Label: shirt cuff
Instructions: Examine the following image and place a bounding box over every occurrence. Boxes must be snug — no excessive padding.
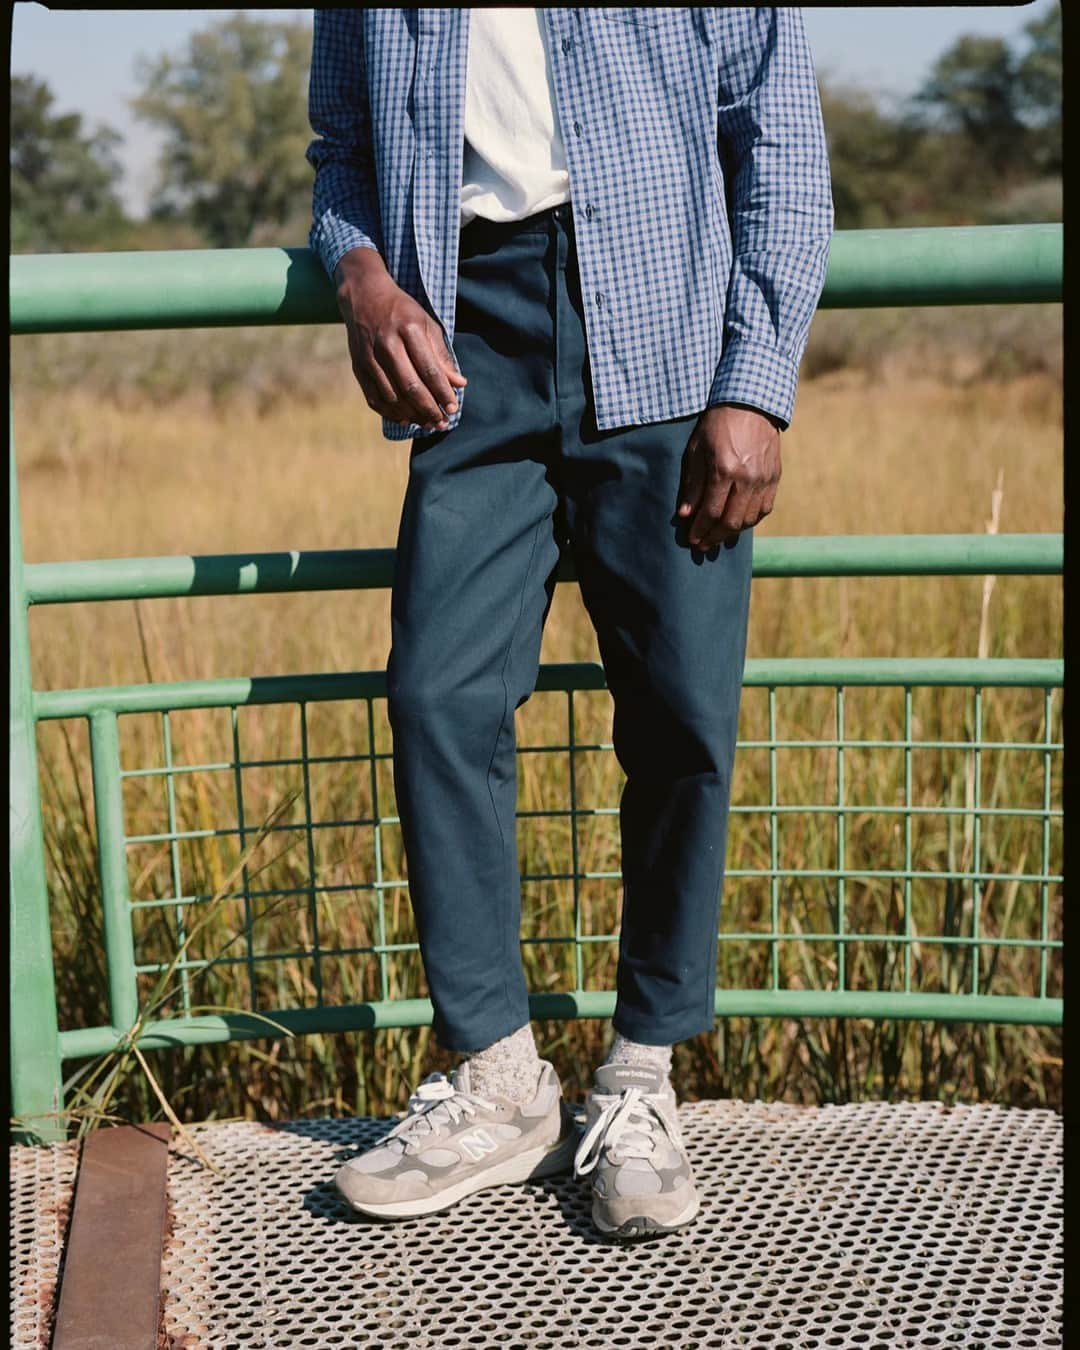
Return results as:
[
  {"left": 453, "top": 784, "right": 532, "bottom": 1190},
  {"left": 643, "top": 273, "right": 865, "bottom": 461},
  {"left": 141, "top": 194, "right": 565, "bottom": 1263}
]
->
[
  {"left": 707, "top": 337, "right": 801, "bottom": 431},
  {"left": 310, "top": 212, "right": 383, "bottom": 281}
]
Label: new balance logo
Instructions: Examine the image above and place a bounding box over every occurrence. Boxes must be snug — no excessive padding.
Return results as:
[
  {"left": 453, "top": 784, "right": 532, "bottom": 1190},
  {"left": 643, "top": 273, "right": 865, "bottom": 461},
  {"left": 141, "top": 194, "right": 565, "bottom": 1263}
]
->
[{"left": 459, "top": 1129, "right": 499, "bottom": 1161}]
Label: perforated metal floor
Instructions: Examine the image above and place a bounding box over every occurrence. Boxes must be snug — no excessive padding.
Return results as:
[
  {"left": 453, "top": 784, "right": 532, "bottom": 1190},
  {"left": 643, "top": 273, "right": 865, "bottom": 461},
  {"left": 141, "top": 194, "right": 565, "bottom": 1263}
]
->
[
  {"left": 10, "top": 1136, "right": 80, "bottom": 1350},
  {"left": 11, "top": 1100, "right": 1062, "bottom": 1349}
]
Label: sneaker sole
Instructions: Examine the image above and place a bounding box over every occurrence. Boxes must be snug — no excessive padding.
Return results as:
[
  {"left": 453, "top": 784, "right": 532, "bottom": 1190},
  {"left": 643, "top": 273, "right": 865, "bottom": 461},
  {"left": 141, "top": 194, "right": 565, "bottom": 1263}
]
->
[
  {"left": 339, "top": 1125, "right": 581, "bottom": 1220},
  {"left": 592, "top": 1190, "right": 701, "bottom": 1239}
]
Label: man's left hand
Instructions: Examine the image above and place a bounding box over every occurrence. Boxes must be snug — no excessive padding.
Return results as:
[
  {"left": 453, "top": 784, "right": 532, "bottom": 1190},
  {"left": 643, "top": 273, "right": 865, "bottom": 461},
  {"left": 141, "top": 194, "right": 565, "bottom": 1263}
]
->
[{"left": 676, "top": 404, "right": 782, "bottom": 551}]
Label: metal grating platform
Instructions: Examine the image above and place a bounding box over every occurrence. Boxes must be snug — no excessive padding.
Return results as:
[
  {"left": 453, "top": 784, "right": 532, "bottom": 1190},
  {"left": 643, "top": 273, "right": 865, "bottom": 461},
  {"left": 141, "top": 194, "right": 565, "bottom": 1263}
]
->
[
  {"left": 10, "top": 1137, "right": 80, "bottom": 1350},
  {"left": 11, "top": 1101, "right": 1062, "bottom": 1349}
]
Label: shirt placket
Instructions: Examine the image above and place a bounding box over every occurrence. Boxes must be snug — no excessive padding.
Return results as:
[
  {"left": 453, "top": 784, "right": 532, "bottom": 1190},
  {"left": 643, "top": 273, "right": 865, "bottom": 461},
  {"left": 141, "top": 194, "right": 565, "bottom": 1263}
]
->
[
  {"left": 541, "top": 9, "right": 614, "bottom": 415},
  {"left": 411, "top": 9, "right": 469, "bottom": 354}
]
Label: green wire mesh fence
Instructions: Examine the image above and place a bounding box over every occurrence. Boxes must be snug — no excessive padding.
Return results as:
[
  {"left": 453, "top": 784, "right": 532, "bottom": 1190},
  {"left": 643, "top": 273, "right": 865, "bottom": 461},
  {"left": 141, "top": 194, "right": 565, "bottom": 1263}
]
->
[{"left": 10, "top": 225, "right": 1063, "bottom": 1143}]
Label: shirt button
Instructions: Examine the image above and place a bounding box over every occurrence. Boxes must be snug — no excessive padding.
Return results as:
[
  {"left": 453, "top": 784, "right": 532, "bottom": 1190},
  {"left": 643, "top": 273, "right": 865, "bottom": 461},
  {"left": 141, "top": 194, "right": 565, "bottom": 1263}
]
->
[
  {"left": 584, "top": 203, "right": 594, "bottom": 220},
  {"left": 594, "top": 292, "right": 604, "bottom": 307},
  {"left": 562, "top": 37, "right": 574, "bottom": 53},
  {"left": 573, "top": 120, "right": 582, "bottom": 137}
]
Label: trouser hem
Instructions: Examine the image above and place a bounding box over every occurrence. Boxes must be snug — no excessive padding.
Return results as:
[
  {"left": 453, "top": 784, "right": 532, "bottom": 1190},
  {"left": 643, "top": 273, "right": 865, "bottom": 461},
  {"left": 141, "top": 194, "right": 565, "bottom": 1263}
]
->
[
  {"left": 611, "top": 1011, "right": 714, "bottom": 1047},
  {"left": 433, "top": 1012, "right": 534, "bottom": 1058}
]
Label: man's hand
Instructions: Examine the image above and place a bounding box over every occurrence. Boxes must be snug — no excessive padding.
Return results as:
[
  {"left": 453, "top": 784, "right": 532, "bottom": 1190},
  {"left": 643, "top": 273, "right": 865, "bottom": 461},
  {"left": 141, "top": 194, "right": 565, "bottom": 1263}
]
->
[
  {"left": 676, "top": 404, "right": 782, "bottom": 551},
  {"left": 334, "top": 247, "right": 468, "bottom": 431}
]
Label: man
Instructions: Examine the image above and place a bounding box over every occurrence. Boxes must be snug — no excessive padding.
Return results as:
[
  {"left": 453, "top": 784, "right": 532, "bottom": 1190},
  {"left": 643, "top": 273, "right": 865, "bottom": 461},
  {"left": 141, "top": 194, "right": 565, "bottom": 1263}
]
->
[{"left": 307, "top": 7, "right": 832, "bottom": 1238}]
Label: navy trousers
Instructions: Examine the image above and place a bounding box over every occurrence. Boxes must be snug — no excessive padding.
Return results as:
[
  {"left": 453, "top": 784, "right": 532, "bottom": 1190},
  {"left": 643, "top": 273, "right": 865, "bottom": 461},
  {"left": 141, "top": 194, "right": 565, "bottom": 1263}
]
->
[{"left": 386, "top": 204, "right": 752, "bottom": 1053}]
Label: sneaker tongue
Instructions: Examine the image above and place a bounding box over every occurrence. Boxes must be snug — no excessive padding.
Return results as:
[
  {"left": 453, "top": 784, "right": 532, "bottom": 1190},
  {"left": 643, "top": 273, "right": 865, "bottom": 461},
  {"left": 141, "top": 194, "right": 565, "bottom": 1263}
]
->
[
  {"left": 451, "top": 1058, "right": 497, "bottom": 1106},
  {"left": 593, "top": 1063, "right": 666, "bottom": 1096}
]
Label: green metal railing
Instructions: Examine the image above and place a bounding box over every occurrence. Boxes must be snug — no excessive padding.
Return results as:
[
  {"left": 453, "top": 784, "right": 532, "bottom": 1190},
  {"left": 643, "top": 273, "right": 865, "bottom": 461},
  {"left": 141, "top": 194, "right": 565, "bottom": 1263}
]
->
[{"left": 10, "top": 224, "right": 1063, "bottom": 1143}]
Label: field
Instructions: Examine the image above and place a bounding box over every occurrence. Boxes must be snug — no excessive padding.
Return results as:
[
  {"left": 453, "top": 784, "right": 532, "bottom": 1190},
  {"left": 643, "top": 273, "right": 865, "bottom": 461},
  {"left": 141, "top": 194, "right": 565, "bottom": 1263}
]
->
[{"left": 11, "top": 309, "right": 1063, "bottom": 1132}]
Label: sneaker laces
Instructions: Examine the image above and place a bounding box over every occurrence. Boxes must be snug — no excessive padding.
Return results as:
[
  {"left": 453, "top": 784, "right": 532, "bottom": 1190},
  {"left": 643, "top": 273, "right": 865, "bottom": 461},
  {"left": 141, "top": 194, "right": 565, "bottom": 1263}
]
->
[
  {"left": 574, "top": 1086, "right": 681, "bottom": 1179},
  {"left": 382, "top": 1072, "right": 498, "bottom": 1155}
]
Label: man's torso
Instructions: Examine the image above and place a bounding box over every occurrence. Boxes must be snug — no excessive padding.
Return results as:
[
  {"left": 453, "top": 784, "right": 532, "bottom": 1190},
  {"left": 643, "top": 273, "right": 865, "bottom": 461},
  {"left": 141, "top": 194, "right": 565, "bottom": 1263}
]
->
[{"left": 360, "top": 7, "right": 739, "bottom": 431}]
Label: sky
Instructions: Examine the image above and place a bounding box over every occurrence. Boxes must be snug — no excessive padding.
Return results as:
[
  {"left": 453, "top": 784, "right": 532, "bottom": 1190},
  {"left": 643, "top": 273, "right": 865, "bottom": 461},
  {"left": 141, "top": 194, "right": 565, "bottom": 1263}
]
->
[{"left": 10, "top": 4, "right": 1048, "bottom": 218}]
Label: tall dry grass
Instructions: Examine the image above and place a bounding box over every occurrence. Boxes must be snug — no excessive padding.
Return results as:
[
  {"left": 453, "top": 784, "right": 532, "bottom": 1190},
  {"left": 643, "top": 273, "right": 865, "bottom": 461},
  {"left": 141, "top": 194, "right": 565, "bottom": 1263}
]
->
[{"left": 11, "top": 318, "right": 1063, "bottom": 1130}]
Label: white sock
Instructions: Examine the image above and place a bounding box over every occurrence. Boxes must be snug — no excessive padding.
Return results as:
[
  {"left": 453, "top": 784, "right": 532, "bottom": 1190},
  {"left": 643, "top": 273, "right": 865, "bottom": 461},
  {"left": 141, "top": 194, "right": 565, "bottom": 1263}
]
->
[
  {"left": 459, "top": 1023, "right": 543, "bottom": 1105},
  {"left": 604, "top": 1030, "right": 673, "bottom": 1081}
]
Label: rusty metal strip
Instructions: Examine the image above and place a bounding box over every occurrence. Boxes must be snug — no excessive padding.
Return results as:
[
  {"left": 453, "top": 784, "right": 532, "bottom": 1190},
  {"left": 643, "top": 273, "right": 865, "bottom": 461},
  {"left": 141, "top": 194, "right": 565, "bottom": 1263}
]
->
[{"left": 51, "top": 1124, "right": 171, "bottom": 1350}]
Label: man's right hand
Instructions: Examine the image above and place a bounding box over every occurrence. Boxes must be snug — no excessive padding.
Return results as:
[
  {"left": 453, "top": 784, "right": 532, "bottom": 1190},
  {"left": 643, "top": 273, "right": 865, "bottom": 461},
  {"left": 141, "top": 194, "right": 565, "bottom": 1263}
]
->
[{"left": 333, "top": 247, "right": 468, "bottom": 432}]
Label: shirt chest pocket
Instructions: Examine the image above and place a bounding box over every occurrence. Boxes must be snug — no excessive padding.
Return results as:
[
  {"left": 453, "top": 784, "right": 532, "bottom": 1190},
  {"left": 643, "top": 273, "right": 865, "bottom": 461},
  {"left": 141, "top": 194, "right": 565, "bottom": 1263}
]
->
[{"left": 603, "top": 7, "right": 684, "bottom": 25}]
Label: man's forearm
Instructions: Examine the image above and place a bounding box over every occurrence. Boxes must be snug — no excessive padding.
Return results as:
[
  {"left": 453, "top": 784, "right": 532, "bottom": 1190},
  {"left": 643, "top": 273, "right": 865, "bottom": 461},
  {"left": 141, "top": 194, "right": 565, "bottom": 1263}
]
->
[{"left": 333, "top": 246, "right": 392, "bottom": 292}]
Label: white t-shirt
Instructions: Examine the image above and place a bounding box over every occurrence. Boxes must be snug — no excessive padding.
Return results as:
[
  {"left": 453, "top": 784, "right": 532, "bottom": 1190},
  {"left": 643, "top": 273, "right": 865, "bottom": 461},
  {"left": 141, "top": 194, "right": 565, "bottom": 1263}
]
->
[{"left": 460, "top": 8, "right": 572, "bottom": 225}]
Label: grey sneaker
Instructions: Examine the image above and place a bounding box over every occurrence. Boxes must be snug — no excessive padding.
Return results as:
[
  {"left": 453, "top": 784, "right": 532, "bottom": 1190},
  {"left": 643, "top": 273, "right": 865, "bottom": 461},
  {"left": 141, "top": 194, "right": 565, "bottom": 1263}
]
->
[
  {"left": 335, "top": 1058, "right": 579, "bottom": 1219},
  {"left": 574, "top": 1064, "right": 699, "bottom": 1238}
]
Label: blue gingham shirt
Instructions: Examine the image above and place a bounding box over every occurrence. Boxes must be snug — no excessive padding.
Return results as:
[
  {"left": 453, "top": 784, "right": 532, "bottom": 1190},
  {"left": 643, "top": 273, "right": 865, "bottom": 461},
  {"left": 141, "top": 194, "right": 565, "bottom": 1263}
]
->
[{"left": 307, "top": 8, "right": 833, "bottom": 441}]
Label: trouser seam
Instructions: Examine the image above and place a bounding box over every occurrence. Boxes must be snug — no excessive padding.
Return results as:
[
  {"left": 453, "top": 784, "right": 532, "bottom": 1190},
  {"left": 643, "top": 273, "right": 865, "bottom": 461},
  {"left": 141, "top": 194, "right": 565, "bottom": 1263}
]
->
[{"left": 486, "top": 513, "right": 545, "bottom": 1035}]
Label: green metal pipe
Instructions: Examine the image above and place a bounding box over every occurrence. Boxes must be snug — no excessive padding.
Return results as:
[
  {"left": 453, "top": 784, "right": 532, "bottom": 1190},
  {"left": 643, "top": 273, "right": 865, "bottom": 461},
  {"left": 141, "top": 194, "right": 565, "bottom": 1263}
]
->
[
  {"left": 89, "top": 711, "right": 140, "bottom": 1033},
  {"left": 708, "top": 990, "right": 1061, "bottom": 1025},
  {"left": 8, "top": 411, "right": 65, "bottom": 1144},
  {"left": 739, "top": 657, "right": 1062, "bottom": 689},
  {"left": 9, "top": 224, "right": 1062, "bottom": 335},
  {"left": 55, "top": 986, "right": 1062, "bottom": 1060},
  {"left": 820, "top": 223, "right": 1061, "bottom": 308},
  {"left": 22, "top": 533, "right": 1063, "bottom": 606},
  {"left": 747, "top": 533, "right": 1062, "bottom": 579},
  {"left": 24, "top": 549, "right": 397, "bottom": 604},
  {"left": 10, "top": 246, "right": 334, "bottom": 334},
  {"left": 32, "top": 656, "right": 1063, "bottom": 723},
  {"left": 35, "top": 671, "right": 390, "bottom": 720}
]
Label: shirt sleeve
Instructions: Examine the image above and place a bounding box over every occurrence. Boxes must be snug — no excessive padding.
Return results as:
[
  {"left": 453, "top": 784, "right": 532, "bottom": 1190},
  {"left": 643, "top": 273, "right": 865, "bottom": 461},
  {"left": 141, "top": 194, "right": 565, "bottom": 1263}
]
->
[
  {"left": 306, "top": 9, "right": 385, "bottom": 280},
  {"left": 707, "top": 8, "right": 834, "bottom": 430}
]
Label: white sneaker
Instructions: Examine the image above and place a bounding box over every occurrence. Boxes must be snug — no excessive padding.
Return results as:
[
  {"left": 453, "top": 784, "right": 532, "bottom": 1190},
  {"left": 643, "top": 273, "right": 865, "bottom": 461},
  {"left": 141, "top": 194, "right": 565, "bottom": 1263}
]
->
[
  {"left": 574, "top": 1063, "right": 699, "bottom": 1238},
  {"left": 335, "top": 1059, "right": 579, "bottom": 1219}
]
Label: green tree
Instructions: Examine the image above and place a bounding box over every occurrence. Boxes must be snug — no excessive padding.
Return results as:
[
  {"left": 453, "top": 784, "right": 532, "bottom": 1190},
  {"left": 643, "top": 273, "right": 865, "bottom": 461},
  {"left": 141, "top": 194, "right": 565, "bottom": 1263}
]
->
[
  {"left": 1015, "top": 4, "right": 1061, "bottom": 174},
  {"left": 912, "top": 3, "right": 1061, "bottom": 186},
  {"left": 914, "top": 35, "right": 1028, "bottom": 182},
  {"left": 131, "top": 14, "right": 314, "bottom": 248},
  {"left": 10, "top": 74, "right": 128, "bottom": 252},
  {"left": 818, "top": 77, "right": 1013, "bottom": 229},
  {"left": 819, "top": 85, "right": 927, "bottom": 229}
]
